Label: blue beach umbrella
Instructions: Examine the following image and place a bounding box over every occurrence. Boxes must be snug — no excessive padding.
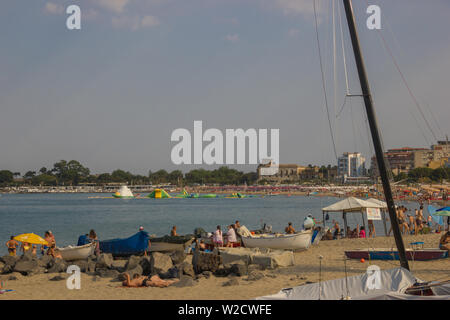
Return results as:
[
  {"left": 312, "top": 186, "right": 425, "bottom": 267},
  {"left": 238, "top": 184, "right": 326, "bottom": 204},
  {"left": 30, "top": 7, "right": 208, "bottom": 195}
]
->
[
  {"left": 435, "top": 207, "right": 450, "bottom": 217},
  {"left": 427, "top": 205, "right": 443, "bottom": 225}
]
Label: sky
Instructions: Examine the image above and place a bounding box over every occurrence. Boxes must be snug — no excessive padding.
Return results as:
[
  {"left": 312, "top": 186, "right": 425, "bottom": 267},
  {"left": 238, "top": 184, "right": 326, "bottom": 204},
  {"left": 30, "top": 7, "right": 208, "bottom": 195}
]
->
[{"left": 0, "top": 0, "right": 449, "bottom": 175}]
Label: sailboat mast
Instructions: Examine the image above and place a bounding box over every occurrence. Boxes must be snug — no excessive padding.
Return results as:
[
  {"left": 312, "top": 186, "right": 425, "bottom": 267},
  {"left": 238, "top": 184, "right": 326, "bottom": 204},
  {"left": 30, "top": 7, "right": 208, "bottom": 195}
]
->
[{"left": 342, "top": 0, "right": 409, "bottom": 270}]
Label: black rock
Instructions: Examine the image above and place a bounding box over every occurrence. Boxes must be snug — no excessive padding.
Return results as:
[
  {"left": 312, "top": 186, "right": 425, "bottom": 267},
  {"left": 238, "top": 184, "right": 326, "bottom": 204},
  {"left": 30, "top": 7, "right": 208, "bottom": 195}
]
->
[
  {"left": 178, "top": 261, "right": 195, "bottom": 278},
  {"left": 202, "top": 271, "right": 212, "bottom": 279},
  {"left": 124, "top": 265, "right": 143, "bottom": 278},
  {"left": 214, "top": 265, "right": 233, "bottom": 277},
  {"left": 95, "top": 253, "right": 113, "bottom": 269},
  {"left": 192, "top": 251, "right": 222, "bottom": 274},
  {"left": 171, "top": 275, "right": 196, "bottom": 288},
  {"left": 20, "top": 251, "right": 36, "bottom": 262},
  {"left": 124, "top": 255, "right": 140, "bottom": 271},
  {"left": 139, "top": 256, "right": 152, "bottom": 275},
  {"left": 47, "top": 259, "right": 68, "bottom": 273},
  {"left": 150, "top": 252, "right": 173, "bottom": 274},
  {"left": 87, "top": 257, "right": 96, "bottom": 273},
  {"left": 111, "top": 260, "right": 126, "bottom": 273},
  {"left": 231, "top": 263, "right": 248, "bottom": 277},
  {"left": 71, "top": 260, "right": 89, "bottom": 273},
  {"left": 96, "top": 268, "right": 120, "bottom": 278},
  {"left": 159, "top": 267, "right": 180, "bottom": 279},
  {"left": 1, "top": 255, "right": 19, "bottom": 269},
  {"left": 38, "top": 255, "right": 55, "bottom": 269},
  {"left": 13, "top": 259, "right": 39, "bottom": 276},
  {"left": 169, "top": 250, "right": 186, "bottom": 265}
]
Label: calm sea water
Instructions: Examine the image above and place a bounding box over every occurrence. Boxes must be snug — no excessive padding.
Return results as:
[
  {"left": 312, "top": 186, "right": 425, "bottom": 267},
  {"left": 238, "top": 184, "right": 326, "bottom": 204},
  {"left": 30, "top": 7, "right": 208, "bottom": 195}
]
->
[{"left": 0, "top": 193, "right": 418, "bottom": 256}]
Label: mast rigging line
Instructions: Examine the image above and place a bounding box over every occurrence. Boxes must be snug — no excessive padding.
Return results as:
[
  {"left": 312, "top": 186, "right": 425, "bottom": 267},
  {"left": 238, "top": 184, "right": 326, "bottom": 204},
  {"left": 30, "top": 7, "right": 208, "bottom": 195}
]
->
[
  {"left": 362, "top": 0, "right": 438, "bottom": 142},
  {"left": 314, "top": 0, "right": 339, "bottom": 161}
]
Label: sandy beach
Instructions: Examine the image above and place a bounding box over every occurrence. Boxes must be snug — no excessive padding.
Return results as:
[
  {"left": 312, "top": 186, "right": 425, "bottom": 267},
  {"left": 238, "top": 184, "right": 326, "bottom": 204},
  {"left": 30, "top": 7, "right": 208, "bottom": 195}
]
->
[{"left": 0, "top": 233, "right": 447, "bottom": 300}]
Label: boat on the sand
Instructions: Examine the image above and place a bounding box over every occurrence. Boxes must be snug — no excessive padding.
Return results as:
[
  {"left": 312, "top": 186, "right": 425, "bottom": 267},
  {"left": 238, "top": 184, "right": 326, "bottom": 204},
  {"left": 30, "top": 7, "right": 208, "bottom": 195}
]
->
[
  {"left": 240, "top": 229, "right": 313, "bottom": 251},
  {"left": 58, "top": 242, "right": 96, "bottom": 261},
  {"left": 345, "top": 248, "right": 448, "bottom": 261},
  {"left": 99, "top": 231, "right": 195, "bottom": 256},
  {"left": 149, "top": 234, "right": 196, "bottom": 252}
]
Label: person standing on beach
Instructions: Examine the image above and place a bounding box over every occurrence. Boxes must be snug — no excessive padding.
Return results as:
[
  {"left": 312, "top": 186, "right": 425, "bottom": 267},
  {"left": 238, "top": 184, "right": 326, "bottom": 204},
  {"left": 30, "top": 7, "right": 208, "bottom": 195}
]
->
[
  {"left": 138, "top": 226, "right": 152, "bottom": 256},
  {"left": 225, "top": 225, "right": 237, "bottom": 247},
  {"left": 5, "top": 236, "right": 19, "bottom": 256},
  {"left": 171, "top": 226, "right": 177, "bottom": 236},
  {"left": 89, "top": 229, "right": 100, "bottom": 256},
  {"left": 42, "top": 231, "right": 55, "bottom": 255},
  {"left": 415, "top": 207, "right": 424, "bottom": 235},
  {"left": 212, "top": 225, "right": 223, "bottom": 248},
  {"left": 409, "top": 213, "right": 415, "bottom": 234}
]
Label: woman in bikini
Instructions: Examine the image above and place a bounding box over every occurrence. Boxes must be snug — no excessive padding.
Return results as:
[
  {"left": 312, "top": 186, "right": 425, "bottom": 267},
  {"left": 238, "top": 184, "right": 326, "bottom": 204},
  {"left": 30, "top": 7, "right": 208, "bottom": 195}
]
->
[
  {"left": 122, "top": 273, "right": 179, "bottom": 288},
  {"left": 5, "top": 236, "right": 19, "bottom": 256}
]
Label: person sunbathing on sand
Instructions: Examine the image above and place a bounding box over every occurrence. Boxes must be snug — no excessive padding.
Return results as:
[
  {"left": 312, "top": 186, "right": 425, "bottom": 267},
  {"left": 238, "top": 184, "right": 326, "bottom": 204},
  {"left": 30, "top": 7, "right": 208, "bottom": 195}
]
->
[{"left": 122, "top": 273, "right": 179, "bottom": 288}]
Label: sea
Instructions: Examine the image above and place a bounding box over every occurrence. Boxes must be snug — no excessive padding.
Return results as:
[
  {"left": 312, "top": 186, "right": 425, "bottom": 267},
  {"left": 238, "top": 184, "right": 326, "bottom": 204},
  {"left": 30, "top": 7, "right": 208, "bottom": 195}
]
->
[{"left": 0, "top": 193, "right": 421, "bottom": 256}]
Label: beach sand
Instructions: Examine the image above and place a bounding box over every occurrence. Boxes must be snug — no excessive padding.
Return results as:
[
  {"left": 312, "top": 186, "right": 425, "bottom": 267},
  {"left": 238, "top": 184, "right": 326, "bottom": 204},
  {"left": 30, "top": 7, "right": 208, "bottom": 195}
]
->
[{"left": 1, "top": 233, "right": 448, "bottom": 300}]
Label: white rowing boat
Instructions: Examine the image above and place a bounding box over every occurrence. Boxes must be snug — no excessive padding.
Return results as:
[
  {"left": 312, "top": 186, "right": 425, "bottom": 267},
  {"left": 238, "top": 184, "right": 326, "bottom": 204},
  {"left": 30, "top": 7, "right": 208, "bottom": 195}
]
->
[
  {"left": 241, "top": 230, "right": 313, "bottom": 251},
  {"left": 57, "top": 242, "right": 96, "bottom": 261},
  {"left": 148, "top": 235, "right": 195, "bottom": 252}
]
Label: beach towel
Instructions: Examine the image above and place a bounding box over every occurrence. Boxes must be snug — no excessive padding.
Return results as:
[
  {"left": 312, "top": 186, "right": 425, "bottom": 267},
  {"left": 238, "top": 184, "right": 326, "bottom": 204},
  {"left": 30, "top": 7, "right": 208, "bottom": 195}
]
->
[{"left": 0, "top": 290, "right": 14, "bottom": 294}]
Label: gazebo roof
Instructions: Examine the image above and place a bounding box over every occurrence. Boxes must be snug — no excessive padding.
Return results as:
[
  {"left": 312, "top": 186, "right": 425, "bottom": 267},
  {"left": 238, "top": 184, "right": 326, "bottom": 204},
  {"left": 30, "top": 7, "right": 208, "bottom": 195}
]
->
[{"left": 322, "top": 197, "right": 384, "bottom": 213}]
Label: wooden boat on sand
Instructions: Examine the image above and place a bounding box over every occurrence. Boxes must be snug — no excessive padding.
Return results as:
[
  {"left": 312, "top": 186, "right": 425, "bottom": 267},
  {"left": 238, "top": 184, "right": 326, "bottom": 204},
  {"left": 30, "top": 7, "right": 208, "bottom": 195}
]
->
[
  {"left": 58, "top": 242, "right": 96, "bottom": 261},
  {"left": 241, "top": 230, "right": 312, "bottom": 251}
]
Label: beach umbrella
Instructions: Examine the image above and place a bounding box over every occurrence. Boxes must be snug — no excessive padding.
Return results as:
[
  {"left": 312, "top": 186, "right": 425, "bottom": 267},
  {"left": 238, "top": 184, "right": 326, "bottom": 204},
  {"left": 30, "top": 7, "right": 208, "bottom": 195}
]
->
[
  {"left": 14, "top": 233, "right": 48, "bottom": 245},
  {"left": 427, "top": 206, "right": 444, "bottom": 225},
  {"left": 434, "top": 207, "right": 450, "bottom": 217}
]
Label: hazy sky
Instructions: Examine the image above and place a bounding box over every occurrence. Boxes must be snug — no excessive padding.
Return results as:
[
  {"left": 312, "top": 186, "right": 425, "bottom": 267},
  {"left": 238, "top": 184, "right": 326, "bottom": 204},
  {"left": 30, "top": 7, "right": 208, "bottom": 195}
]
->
[{"left": 1, "top": 0, "right": 449, "bottom": 175}]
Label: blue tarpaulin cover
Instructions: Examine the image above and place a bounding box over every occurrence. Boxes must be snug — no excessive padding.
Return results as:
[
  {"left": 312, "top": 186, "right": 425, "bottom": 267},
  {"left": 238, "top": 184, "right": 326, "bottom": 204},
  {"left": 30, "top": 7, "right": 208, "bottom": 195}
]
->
[{"left": 99, "top": 231, "right": 150, "bottom": 256}]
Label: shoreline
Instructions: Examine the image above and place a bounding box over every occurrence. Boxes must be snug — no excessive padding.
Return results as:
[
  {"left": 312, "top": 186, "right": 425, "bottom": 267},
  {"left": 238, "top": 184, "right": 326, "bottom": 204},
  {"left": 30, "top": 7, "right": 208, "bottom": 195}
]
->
[{"left": 1, "top": 233, "right": 447, "bottom": 300}]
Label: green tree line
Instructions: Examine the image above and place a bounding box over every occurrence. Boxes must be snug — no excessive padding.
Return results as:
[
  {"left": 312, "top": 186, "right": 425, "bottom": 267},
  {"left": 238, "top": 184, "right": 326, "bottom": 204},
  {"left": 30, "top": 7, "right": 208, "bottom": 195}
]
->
[
  {"left": 394, "top": 167, "right": 450, "bottom": 183},
  {"left": 0, "top": 160, "right": 258, "bottom": 186}
]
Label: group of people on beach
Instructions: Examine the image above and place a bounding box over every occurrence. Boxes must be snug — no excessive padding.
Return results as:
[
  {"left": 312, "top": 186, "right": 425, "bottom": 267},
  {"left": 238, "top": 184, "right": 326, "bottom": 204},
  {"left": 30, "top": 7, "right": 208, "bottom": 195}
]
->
[
  {"left": 5, "top": 230, "right": 58, "bottom": 257},
  {"left": 209, "top": 221, "right": 240, "bottom": 248},
  {"left": 389, "top": 205, "right": 442, "bottom": 236},
  {"left": 6, "top": 229, "right": 102, "bottom": 259}
]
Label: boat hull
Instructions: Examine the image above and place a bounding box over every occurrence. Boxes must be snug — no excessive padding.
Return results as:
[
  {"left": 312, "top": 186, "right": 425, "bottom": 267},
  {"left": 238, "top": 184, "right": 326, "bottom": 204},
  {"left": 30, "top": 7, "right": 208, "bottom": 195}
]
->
[
  {"left": 241, "top": 230, "right": 312, "bottom": 250},
  {"left": 345, "top": 249, "right": 449, "bottom": 261},
  {"left": 148, "top": 240, "right": 194, "bottom": 252},
  {"left": 58, "top": 243, "right": 96, "bottom": 261}
]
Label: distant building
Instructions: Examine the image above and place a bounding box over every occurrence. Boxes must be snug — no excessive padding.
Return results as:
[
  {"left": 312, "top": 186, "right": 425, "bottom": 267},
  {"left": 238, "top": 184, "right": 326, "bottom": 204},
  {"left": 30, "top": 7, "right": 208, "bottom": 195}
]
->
[
  {"left": 371, "top": 141, "right": 450, "bottom": 176},
  {"left": 337, "top": 152, "right": 366, "bottom": 178}
]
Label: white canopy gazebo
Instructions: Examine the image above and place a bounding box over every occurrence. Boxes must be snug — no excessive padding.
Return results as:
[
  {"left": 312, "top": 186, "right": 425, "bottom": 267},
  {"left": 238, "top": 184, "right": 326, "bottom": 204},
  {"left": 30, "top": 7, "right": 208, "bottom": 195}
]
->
[{"left": 322, "top": 197, "right": 385, "bottom": 237}]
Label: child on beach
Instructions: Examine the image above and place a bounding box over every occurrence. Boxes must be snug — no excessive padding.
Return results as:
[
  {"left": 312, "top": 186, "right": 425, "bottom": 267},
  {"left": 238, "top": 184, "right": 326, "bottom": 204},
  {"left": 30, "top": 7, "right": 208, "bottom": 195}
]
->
[
  {"left": 359, "top": 226, "right": 366, "bottom": 238},
  {"left": 212, "top": 226, "right": 223, "bottom": 247}
]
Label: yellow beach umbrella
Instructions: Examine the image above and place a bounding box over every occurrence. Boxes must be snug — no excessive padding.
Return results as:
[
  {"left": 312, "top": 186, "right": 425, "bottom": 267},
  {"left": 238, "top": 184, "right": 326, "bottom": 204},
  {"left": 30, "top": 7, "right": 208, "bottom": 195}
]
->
[{"left": 14, "top": 233, "right": 48, "bottom": 245}]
